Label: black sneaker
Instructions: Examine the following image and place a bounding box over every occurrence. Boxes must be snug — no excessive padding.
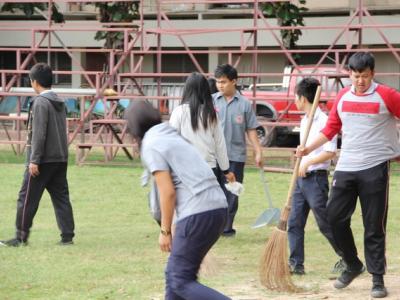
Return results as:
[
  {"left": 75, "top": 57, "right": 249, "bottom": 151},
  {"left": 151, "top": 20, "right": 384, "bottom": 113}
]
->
[
  {"left": 331, "top": 258, "right": 347, "bottom": 274},
  {"left": 0, "top": 238, "right": 27, "bottom": 247},
  {"left": 58, "top": 239, "right": 74, "bottom": 246},
  {"left": 371, "top": 282, "right": 387, "bottom": 298},
  {"left": 333, "top": 264, "right": 365, "bottom": 289},
  {"left": 290, "top": 265, "right": 305, "bottom": 275},
  {"left": 221, "top": 229, "right": 236, "bottom": 237}
]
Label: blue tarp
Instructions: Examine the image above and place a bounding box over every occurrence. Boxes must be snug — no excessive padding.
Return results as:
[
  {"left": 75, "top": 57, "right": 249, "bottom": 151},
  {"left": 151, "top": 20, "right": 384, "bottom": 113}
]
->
[{"left": 0, "top": 96, "right": 18, "bottom": 114}]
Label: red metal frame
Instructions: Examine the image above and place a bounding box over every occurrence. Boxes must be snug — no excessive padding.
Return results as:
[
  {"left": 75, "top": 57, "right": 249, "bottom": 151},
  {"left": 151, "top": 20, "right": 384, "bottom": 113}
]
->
[{"left": 0, "top": 0, "right": 400, "bottom": 161}]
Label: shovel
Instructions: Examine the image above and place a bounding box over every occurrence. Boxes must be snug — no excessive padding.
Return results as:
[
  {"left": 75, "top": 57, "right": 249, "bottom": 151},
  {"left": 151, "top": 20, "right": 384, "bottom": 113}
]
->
[{"left": 251, "top": 168, "right": 281, "bottom": 229}]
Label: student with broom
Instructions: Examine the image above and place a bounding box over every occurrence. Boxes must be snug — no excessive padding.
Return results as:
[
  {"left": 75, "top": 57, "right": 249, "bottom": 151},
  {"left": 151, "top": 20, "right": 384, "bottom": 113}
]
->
[
  {"left": 213, "top": 64, "right": 263, "bottom": 237},
  {"left": 296, "top": 52, "right": 400, "bottom": 298},
  {"left": 288, "top": 77, "right": 344, "bottom": 276},
  {"left": 124, "top": 101, "right": 231, "bottom": 300}
]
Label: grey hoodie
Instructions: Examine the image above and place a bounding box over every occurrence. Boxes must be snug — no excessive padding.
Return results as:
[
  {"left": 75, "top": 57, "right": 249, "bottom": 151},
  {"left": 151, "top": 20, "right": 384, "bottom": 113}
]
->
[{"left": 26, "top": 91, "right": 68, "bottom": 165}]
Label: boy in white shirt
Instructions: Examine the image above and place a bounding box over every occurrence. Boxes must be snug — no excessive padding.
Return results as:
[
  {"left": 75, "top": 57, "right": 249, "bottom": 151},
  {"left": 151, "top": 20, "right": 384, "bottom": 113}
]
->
[{"left": 288, "top": 78, "right": 343, "bottom": 275}]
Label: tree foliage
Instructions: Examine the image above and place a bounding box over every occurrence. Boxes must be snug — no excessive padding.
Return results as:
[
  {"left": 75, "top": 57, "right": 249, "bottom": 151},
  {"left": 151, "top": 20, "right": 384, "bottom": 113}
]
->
[
  {"left": 94, "top": 2, "right": 139, "bottom": 49},
  {"left": 1, "top": 2, "right": 139, "bottom": 49},
  {"left": 1, "top": 2, "right": 64, "bottom": 23},
  {"left": 262, "top": 0, "right": 308, "bottom": 50}
]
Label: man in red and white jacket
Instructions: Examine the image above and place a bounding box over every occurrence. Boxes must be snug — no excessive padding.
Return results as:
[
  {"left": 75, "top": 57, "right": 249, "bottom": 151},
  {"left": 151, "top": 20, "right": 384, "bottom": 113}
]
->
[{"left": 297, "top": 52, "right": 400, "bottom": 298}]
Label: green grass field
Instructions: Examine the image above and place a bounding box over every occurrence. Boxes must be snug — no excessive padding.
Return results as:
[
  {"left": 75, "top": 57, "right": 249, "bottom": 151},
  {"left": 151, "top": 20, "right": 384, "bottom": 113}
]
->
[{"left": 1, "top": 149, "right": 399, "bottom": 300}]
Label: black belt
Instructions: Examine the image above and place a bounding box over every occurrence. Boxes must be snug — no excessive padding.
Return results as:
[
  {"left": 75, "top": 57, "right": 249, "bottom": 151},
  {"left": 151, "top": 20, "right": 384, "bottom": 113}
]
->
[{"left": 305, "top": 170, "right": 328, "bottom": 177}]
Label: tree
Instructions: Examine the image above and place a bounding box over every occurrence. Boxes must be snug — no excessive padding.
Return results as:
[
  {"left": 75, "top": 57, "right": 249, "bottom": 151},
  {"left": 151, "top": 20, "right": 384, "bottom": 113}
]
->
[
  {"left": 1, "top": 2, "right": 139, "bottom": 49},
  {"left": 262, "top": 1, "right": 308, "bottom": 53},
  {"left": 1, "top": 2, "right": 64, "bottom": 23},
  {"left": 94, "top": 2, "right": 139, "bottom": 49}
]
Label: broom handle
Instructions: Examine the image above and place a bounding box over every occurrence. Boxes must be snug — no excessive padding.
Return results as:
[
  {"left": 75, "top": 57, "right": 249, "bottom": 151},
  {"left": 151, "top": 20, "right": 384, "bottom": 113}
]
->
[{"left": 284, "top": 85, "right": 322, "bottom": 208}]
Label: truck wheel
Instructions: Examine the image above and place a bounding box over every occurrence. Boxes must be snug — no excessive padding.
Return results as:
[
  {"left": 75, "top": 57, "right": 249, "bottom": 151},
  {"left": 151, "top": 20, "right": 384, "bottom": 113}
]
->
[{"left": 256, "top": 116, "right": 276, "bottom": 147}]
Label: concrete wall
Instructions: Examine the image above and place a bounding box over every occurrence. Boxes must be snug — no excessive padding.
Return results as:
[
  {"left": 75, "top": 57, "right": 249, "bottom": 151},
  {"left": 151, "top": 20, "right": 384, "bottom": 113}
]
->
[
  {"left": 2, "top": 12, "right": 399, "bottom": 48},
  {"left": 306, "top": 0, "right": 400, "bottom": 11},
  {"left": 374, "top": 52, "right": 400, "bottom": 89},
  {"left": 1, "top": 6, "right": 399, "bottom": 89},
  {"left": 140, "top": 1, "right": 400, "bottom": 13},
  {"left": 143, "top": 1, "right": 196, "bottom": 13}
]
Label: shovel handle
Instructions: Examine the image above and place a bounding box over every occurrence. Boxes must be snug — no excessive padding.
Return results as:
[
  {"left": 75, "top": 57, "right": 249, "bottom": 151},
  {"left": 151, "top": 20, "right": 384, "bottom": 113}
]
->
[
  {"left": 259, "top": 168, "right": 274, "bottom": 208},
  {"left": 284, "top": 85, "right": 322, "bottom": 208}
]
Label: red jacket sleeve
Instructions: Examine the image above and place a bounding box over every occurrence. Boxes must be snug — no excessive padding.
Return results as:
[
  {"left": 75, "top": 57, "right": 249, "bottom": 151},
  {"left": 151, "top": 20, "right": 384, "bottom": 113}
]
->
[
  {"left": 376, "top": 85, "right": 400, "bottom": 118},
  {"left": 321, "top": 87, "right": 348, "bottom": 140}
]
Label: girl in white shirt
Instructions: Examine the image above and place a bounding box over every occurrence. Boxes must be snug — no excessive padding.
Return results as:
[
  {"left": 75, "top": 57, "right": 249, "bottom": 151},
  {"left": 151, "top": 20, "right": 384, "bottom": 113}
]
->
[{"left": 170, "top": 72, "right": 235, "bottom": 184}]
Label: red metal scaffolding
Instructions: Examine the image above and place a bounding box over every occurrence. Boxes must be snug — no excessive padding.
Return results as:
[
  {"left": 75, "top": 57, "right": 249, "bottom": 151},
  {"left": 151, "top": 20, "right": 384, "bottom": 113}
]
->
[{"left": 0, "top": 0, "right": 399, "bottom": 163}]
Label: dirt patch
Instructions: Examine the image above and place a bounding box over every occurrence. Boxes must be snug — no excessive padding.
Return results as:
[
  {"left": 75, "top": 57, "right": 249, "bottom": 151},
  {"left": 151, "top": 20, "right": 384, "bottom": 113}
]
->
[
  {"left": 229, "top": 274, "right": 400, "bottom": 300},
  {"left": 150, "top": 274, "right": 399, "bottom": 299}
]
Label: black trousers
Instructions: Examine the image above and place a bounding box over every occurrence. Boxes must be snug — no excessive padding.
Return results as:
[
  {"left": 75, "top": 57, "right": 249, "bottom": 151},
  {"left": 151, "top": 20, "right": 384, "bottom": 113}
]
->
[
  {"left": 216, "top": 161, "right": 245, "bottom": 233},
  {"left": 326, "top": 161, "right": 389, "bottom": 275},
  {"left": 288, "top": 172, "right": 342, "bottom": 268},
  {"left": 15, "top": 162, "right": 75, "bottom": 242}
]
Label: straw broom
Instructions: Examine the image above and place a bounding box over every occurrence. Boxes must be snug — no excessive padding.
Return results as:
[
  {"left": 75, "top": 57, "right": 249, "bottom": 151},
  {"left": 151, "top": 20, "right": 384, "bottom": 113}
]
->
[
  {"left": 260, "top": 85, "right": 322, "bottom": 292},
  {"left": 199, "top": 251, "right": 219, "bottom": 276}
]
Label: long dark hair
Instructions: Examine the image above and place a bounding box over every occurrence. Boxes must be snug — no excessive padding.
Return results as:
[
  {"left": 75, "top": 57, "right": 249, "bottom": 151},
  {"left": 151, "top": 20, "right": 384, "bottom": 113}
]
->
[
  {"left": 181, "top": 72, "right": 217, "bottom": 131},
  {"left": 207, "top": 77, "right": 218, "bottom": 94}
]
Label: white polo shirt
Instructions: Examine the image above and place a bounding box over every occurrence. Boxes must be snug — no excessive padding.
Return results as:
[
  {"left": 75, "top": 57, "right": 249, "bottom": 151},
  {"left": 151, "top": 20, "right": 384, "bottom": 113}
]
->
[{"left": 301, "top": 107, "right": 337, "bottom": 172}]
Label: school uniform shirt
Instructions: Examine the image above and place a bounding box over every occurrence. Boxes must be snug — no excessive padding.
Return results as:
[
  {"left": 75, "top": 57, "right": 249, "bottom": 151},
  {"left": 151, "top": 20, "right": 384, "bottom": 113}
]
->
[
  {"left": 213, "top": 91, "right": 259, "bottom": 163},
  {"left": 301, "top": 107, "right": 337, "bottom": 172},
  {"left": 141, "top": 123, "right": 227, "bottom": 222},
  {"left": 169, "top": 103, "right": 229, "bottom": 170},
  {"left": 322, "top": 82, "right": 400, "bottom": 171}
]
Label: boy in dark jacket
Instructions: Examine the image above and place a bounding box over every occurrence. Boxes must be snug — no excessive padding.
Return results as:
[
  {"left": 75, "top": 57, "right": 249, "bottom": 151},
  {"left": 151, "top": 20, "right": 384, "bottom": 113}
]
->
[{"left": 0, "top": 63, "right": 75, "bottom": 247}]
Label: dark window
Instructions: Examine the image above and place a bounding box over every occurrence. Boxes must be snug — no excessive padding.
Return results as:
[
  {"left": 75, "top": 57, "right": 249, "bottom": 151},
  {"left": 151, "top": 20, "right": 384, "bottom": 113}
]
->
[
  {"left": 211, "top": 3, "right": 253, "bottom": 9},
  {"left": 83, "top": 52, "right": 108, "bottom": 87},
  {"left": 159, "top": 53, "right": 208, "bottom": 83}
]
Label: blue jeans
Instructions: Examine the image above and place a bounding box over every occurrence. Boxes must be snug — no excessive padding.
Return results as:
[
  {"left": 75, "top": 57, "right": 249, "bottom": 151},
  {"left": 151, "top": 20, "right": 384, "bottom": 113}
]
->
[
  {"left": 165, "top": 208, "right": 230, "bottom": 300},
  {"left": 288, "top": 172, "right": 341, "bottom": 268}
]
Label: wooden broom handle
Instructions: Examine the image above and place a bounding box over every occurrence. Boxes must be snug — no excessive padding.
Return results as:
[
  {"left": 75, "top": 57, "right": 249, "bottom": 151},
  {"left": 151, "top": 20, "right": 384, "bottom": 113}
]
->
[{"left": 284, "top": 85, "right": 322, "bottom": 207}]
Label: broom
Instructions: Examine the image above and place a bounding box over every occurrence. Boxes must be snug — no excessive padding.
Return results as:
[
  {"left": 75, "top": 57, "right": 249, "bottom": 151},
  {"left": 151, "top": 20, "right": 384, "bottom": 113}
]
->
[
  {"left": 260, "top": 85, "right": 322, "bottom": 292},
  {"left": 199, "top": 251, "right": 219, "bottom": 276},
  {"left": 171, "top": 225, "right": 218, "bottom": 277}
]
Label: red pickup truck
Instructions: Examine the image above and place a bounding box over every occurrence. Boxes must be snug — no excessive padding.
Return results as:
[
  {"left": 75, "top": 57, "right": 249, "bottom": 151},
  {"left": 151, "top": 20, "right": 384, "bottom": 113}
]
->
[{"left": 241, "top": 65, "right": 351, "bottom": 146}]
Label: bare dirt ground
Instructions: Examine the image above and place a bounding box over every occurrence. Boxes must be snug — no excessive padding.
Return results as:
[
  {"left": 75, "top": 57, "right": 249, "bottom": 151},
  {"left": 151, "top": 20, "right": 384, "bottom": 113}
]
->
[
  {"left": 151, "top": 273, "right": 399, "bottom": 300},
  {"left": 229, "top": 274, "right": 400, "bottom": 300}
]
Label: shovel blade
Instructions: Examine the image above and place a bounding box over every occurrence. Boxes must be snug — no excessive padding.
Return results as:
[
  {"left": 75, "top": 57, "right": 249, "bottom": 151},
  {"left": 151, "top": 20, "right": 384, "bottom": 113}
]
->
[{"left": 251, "top": 208, "right": 281, "bottom": 229}]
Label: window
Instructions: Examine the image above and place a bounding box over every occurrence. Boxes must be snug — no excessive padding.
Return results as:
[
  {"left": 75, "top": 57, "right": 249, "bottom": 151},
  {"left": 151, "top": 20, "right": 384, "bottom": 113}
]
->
[{"left": 159, "top": 53, "right": 208, "bottom": 83}]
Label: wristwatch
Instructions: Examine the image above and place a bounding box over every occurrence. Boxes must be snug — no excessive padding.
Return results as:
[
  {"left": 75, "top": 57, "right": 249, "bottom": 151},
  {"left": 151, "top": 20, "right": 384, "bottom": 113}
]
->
[{"left": 160, "top": 228, "right": 171, "bottom": 236}]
